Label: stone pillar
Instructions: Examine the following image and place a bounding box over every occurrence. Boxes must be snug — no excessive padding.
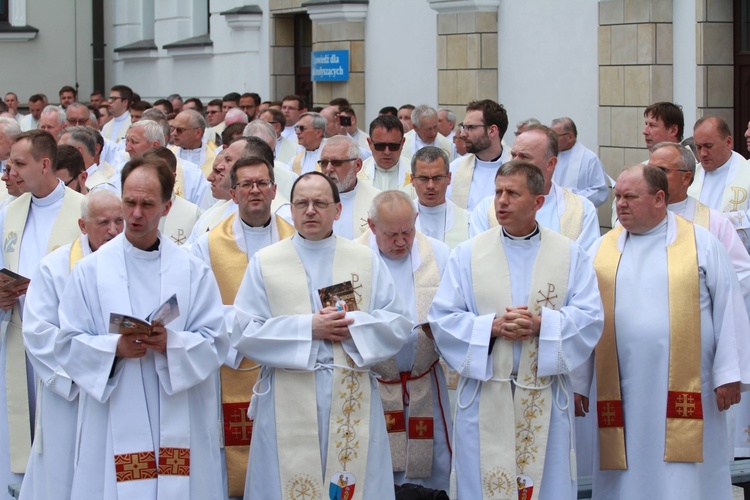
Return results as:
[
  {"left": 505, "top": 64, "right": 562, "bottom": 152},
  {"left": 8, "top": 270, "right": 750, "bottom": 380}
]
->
[
  {"left": 696, "top": 0, "right": 733, "bottom": 128},
  {"left": 429, "top": 0, "right": 500, "bottom": 123},
  {"left": 597, "top": 0, "right": 672, "bottom": 227},
  {"left": 305, "top": 1, "right": 368, "bottom": 120}
]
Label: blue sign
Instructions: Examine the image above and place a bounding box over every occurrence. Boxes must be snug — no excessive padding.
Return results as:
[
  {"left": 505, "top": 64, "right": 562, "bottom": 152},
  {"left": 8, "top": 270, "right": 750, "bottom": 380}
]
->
[{"left": 311, "top": 50, "right": 349, "bottom": 82}]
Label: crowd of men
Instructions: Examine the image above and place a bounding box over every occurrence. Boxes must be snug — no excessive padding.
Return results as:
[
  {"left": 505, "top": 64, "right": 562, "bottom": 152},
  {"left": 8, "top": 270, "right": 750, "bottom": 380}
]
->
[{"left": 0, "top": 84, "right": 749, "bottom": 500}]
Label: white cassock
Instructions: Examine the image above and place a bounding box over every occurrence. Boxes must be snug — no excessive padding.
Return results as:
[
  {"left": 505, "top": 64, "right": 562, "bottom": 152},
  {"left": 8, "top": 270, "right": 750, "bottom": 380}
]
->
[
  {"left": 179, "top": 159, "right": 212, "bottom": 209},
  {"left": 19, "top": 235, "right": 92, "bottom": 500},
  {"left": 232, "top": 233, "right": 412, "bottom": 500},
  {"left": 428, "top": 228, "right": 603, "bottom": 499},
  {"left": 553, "top": 141, "right": 610, "bottom": 208},
  {"left": 333, "top": 181, "right": 381, "bottom": 240},
  {"left": 414, "top": 200, "right": 470, "bottom": 249},
  {"left": 401, "top": 130, "right": 452, "bottom": 160},
  {"left": 357, "top": 156, "right": 415, "bottom": 197},
  {"left": 363, "top": 233, "right": 453, "bottom": 491},
  {"left": 101, "top": 112, "right": 131, "bottom": 144},
  {"left": 446, "top": 149, "right": 511, "bottom": 212},
  {"left": 469, "top": 183, "right": 601, "bottom": 250},
  {"left": 275, "top": 135, "right": 299, "bottom": 166},
  {"left": 586, "top": 214, "right": 750, "bottom": 499},
  {"left": 292, "top": 146, "right": 323, "bottom": 176},
  {"left": 55, "top": 233, "right": 228, "bottom": 500}
]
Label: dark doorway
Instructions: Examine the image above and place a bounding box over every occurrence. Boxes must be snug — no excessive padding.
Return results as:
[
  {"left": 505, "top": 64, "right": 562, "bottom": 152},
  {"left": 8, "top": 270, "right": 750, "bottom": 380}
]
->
[
  {"left": 735, "top": 0, "right": 750, "bottom": 157},
  {"left": 294, "top": 13, "right": 313, "bottom": 109}
]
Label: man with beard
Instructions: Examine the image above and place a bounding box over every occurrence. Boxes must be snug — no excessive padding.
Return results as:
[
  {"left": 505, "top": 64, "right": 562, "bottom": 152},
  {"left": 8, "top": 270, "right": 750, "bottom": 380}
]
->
[{"left": 320, "top": 135, "right": 380, "bottom": 239}]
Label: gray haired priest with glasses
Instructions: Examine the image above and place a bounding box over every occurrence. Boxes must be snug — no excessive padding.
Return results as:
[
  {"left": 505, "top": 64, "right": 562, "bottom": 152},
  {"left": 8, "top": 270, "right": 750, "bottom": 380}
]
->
[{"left": 232, "top": 171, "right": 411, "bottom": 499}]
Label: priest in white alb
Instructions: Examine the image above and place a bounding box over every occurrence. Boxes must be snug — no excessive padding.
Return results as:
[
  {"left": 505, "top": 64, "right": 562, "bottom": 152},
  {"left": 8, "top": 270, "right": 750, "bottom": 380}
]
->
[
  {"left": 429, "top": 160, "right": 604, "bottom": 500},
  {"left": 191, "top": 155, "right": 294, "bottom": 498},
  {"left": 357, "top": 115, "right": 415, "bottom": 197},
  {"left": 585, "top": 164, "right": 750, "bottom": 499},
  {"left": 55, "top": 156, "right": 228, "bottom": 499},
  {"left": 0, "top": 130, "right": 84, "bottom": 492},
  {"left": 232, "top": 171, "right": 411, "bottom": 499},
  {"left": 358, "top": 190, "right": 452, "bottom": 491},
  {"left": 20, "top": 190, "right": 124, "bottom": 500}
]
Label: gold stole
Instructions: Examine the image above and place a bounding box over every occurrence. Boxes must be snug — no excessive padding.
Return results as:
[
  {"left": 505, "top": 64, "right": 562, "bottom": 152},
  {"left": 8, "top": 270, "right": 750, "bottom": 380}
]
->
[
  {"left": 258, "top": 237, "right": 373, "bottom": 500},
  {"left": 208, "top": 213, "right": 294, "bottom": 497},
  {"left": 692, "top": 200, "right": 710, "bottom": 230},
  {"left": 487, "top": 186, "right": 584, "bottom": 241},
  {"left": 292, "top": 151, "right": 322, "bottom": 176},
  {"left": 367, "top": 233, "right": 442, "bottom": 478},
  {"left": 2, "top": 188, "right": 83, "bottom": 473},
  {"left": 593, "top": 216, "right": 702, "bottom": 470},
  {"left": 472, "top": 226, "right": 570, "bottom": 499},
  {"left": 69, "top": 237, "right": 84, "bottom": 271},
  {"left": 451, "top": 154, "right": 476, "bottom": 210},
  {"left": 200, "top": 146, "right": 216, "bottom": 178},
  {"left": 174, "top": 162, "right": 187, "bottom": 200}
]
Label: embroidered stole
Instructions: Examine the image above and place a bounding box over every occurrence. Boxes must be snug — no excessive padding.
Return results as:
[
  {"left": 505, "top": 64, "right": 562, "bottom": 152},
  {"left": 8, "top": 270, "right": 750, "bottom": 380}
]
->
[
  {"left": 688, "top": 155, "right": 750, "bottom": 215},
  {"left": 97, "top": 238, "right": 193, "bottom": 498},
  {"left": 2, "top": 188, "right": 82, "bottom": 473},
  {"left": 208, "top": 213, "right": 294, "bottom": 497},
  {"left": 692, "top": 199, "right": 710, "bottom": 230},
  {"left": 292, "top": 151, "right": 322, "bottom": 176},
  {"left": 487, "top": 187, "right": 584, "bottom": 241},
  {"left": 68, "top": 237, "right": 84, "bottom": 271},
  {"left": 159, "top": 196, "right": 195, "bottom": 246},
  {"left": 472, "top": 226, "right": 570, "bottom": 499},
  {"left": 369, "top": 233, "right": 442, "bottom": 478},
  {"left": 174, "top": 162, "right": 187, "bottom": 200},
  {"left": 594, "top": 217, "right": 702, "bottom": 469},
  {"left": 258, "top": 237, "right": 373, "bottom": 500},
  {"left": 451, "top": 154, "right": 476, "bottom": 210},
  {"left": 352, "top": 185, "right": 375, "bottom": 237}
]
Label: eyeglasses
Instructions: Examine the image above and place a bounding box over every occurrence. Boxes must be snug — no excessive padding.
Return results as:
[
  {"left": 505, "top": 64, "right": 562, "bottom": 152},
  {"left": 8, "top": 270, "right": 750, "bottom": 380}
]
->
[
  {"left": 67, "top": 118, "right": 89, "bottom": 126},
  {"left": 459, "top": 123, "right": 487, "bottom": 132},
  {"left": 206, "top": 110, "right": 221, "bottom": 115},
  {"left": 107, "top": 96, "right": 123, "bottom": 102},
  {"left": 292, "top": 199, "right": 335, "bottom": 211},
  {"left": 282, "top": 105, "right": 299, "bottom": 111},
  {"left": 234, "top": 179, "right": 274, "bottom": 190},
  {"left": 63, "top": 176, "right": 77, "bottom": 187},
  {"left": 413, "top": 175, "right": 449, "bottom": 184},
  {"left": 654, "top": 166, "right": 690, "bottom": 174},
  {"left": 317, "top": 158, "right": 358, "bottom": 168},
  {"left": 294, "top": 125, "right": 309, "bottom": 132},
  {"left": 371, "top": 142, "right": 402, "bottom": 152},
  {"left": 170, "top": 126, "right": 198, "bottom": 134}
]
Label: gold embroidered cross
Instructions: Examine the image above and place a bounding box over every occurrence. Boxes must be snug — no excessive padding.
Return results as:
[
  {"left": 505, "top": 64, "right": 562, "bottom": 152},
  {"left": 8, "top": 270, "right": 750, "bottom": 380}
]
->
[
  {"left": 674, "top": 394, "right": 696, "bottom": 417},
  {"left": 536, "top": 283, "right": 558, "bottom": 308},
  {"left": 171, "top": 228, "right": 186, "bottom": 246},
  {"left": 601, "top": 403, "right": 617, "bottom": 426},
  {"left": 229, "top": 409, "right": 253, "bottom": 441},
  {"left": 415, "top": 420, "right": 428, "bottom": 437},
  {"left": 294, "top": 483, "right": 312, "bottom": 500},
  {"left": 385, "top": 414, "right": 396, "bottom": 430}
]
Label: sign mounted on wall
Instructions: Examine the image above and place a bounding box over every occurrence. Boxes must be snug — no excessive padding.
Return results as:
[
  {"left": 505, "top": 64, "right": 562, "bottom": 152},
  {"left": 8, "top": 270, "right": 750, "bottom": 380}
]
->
[{"left": 311, "top": 50, "right": 350, "bottom": 82}]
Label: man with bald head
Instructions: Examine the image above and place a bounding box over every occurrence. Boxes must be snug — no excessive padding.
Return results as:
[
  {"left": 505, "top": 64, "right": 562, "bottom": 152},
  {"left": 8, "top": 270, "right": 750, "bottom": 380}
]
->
[
  {"left": 584, "top": 164, "right": 750, "bottom": 498},
  {"left": 170, "top": 109, "right": 216, "bottom": 177},
  {"left": 688, "top": 116, "right": 750, "bottom": 251},
  {"left": 319, "top": 135, "right": 380, "bottom": 239},
  {"left": 38, "top": 106, "right": 66, "bottom": 140},
  {"left": 20, "top": 190, "right": 124, "bottom": 499},
  {"left": 470, "top": 125, "right": 600, "bottom": 250},
  {"left": 359, "top": 190, "right": 452, "bottom": 491}
]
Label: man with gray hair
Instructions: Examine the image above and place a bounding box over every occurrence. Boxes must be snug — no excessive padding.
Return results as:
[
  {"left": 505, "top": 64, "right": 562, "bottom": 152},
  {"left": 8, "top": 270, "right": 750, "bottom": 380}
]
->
[
  {"left": 515, "top": 117, "right": 541, "bottom": 137},
  {"left": 38, "top": 106, "right": 66, "bottom": 140},
  {"left": 291, "top": 111, "right": 327, "bottom": 175},
  {"left": 0, "top": 118, "right": 21, "bottom": 206},
  {"left": 59, "top": 126, "right": 118, "bottom": 192},
  {"left": 20, "top": 189, "right": 124, "bottom": 500},
  {"left": 359, "top": 190, "right": 453, "bottom": 491},
  {"left": 126, "top": 119, "right": 210, "bottom": 208},
  {"left": 438, "top": 108, "right": 456, "bottom": 142},
  {"left": 411, "top": 146, "right": 469, "bottom": 248},
  {"left": 320, "top": 135, "right": 380, "bottom": 239},
  {"left": 402, "top": 105, "right": 452, "bottom": 160},
  {"left": 243, "top": 119, "right": 298, "bottom": 200},
  {"left": 550, "top": 117, "right": 609, "bottom": 207},
  {"left": 170, "top": 109, "right": 216, "bottom": 178}
]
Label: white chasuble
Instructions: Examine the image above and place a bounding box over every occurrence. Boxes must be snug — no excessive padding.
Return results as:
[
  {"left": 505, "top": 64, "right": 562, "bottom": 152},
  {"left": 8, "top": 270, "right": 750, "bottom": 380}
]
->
[{"left": 471, "top": 226, "right": 570, "bottom": 500}]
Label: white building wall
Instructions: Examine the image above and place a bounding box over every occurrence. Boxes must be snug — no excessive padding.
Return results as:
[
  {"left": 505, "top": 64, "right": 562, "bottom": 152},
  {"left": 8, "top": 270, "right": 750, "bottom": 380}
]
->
[
  {"left": 0, "top": 0, "right": 94, "bottom": 106},
  {"left": 673, "top": 0, "right": 697, "bottom": 134},
  {"left": 107, "top": 0, "right": 271, "bottom": 104},
  {"left": 498, "top": 0, "right": 600, "bottom": 150},
  {"left": 364, "top": 0, "right": 438, "bottom": 125}
]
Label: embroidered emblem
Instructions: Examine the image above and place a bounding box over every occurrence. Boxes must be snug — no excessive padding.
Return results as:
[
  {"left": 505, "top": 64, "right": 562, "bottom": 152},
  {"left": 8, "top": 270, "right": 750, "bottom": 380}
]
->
[
  {"left": 729, "top": 187, "right": 748, "bottom": 211},
  {"left": 285, "top": 473, "right": 320, "bottom": 500},
  {"left": 359, "top": 218, "right": 369, "bottom": 233},
  {"left": 350, "top": 273, "right": 363, "bottom": 305},
  {"left": 483, "top": 467, "right": 515, "bottom": 498},
  {"left": 171, "top": 228, "right": 186, "bottom": 246},
  {"left": 328, "top": 471, "right": 356, "bottom": 500},
  {"left": 158, "top": 447, "right": 190, "bottom": 476},
  {"left": 535, "top": 283, "right": 558, "bottom": 310},
  {"left": 517, "top": 474, "right": 535, "bottom": 500},
  {"left": 4, "top": 231, "right": 17, "bottom": 253}
]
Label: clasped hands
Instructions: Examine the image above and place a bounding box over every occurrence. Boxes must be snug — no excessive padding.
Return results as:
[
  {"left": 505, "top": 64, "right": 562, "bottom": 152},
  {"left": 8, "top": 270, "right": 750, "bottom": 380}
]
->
[
  {"left": 491, "top": 306, "right": 541, "bottom": 342},
  {"left": 0, "top": 281, "right": 29, "bottom": 312},
  {"left": 312, "top": 306, "right": 354, "bottom": 343},
  {"left": 116, "top": 322, "right": 168, "bottom": 358}
]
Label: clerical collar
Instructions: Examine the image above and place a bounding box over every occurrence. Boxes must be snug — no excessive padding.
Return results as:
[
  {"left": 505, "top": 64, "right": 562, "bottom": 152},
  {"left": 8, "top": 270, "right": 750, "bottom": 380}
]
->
[
  {"left": 708, "top": 153, "right": 733, "bottom": 175},
  {"left": 502, "top": 224, "right": 540, "bottom": 240},
  {"left": 294, "top": 231, "right": 336, "bottom": 249},
  {"left": 418, "top": 202, "right": 447, "bottom": 213},
  {"left": 667, "top": 198, "right": 689, "bottom": 215},
  {"left": 241, "top": 216, "right": 272, "bottom": 229},
  {"left": 113, "top": 111, "right": 129, "bottom": 122},
  {"left": 374, "top": 164, "right": 397, "bottom": 175},
  {"left": 144, "top": 238, "right": 161, "bottom": 252},
  {"left": 32, "top": 179, "right": 65, "bottom": 206},
  {"left": 477, "top": 148, "right": 503, "bottom": 164}
]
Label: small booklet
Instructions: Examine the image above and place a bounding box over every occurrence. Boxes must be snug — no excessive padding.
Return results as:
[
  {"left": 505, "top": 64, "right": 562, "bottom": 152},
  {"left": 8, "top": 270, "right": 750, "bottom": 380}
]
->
[
  {"left": 0, "top": 269, "right": 30, "bottom": 291},
  {"left": 318, "top": 281, "right": 359, "bottom": 312},
  {"left": 108, "top": 294, "right": 180, "bottom": 336}
]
